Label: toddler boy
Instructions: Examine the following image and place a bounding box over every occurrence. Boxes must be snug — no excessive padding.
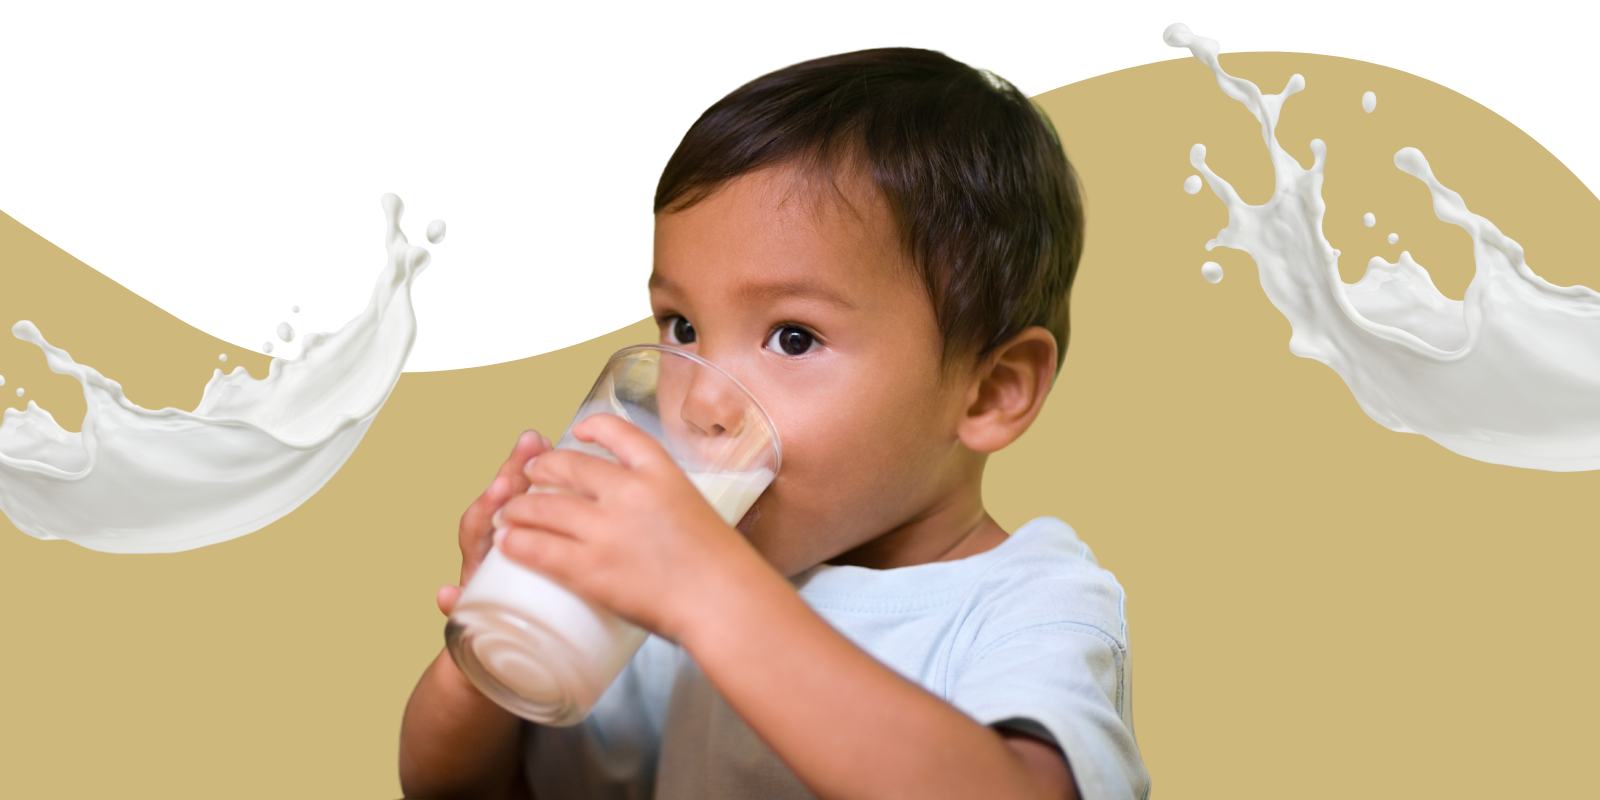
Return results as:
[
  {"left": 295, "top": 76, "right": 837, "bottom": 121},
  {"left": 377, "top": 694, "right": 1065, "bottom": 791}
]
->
[{"left": 400, "top": 47, "right": 1149, "bottom": 800}]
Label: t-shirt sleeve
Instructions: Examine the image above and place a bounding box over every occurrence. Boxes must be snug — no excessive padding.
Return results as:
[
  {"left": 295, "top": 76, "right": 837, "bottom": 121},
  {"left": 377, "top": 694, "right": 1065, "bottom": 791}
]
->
[
  {"left": 522, "top": 634, "right": 681, "bottom": 800},
  {"left": 949, "top": 621, "right": 1148, "bottom": 800}
]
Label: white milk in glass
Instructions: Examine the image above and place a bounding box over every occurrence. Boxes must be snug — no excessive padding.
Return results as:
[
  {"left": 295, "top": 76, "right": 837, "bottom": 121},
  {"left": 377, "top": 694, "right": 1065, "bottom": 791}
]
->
[
  {"left": 449, "top": 346, "right": 780, "bottom": 725},
  {"left": 450, "top": 464, "right": 774, "bottom": 724}
]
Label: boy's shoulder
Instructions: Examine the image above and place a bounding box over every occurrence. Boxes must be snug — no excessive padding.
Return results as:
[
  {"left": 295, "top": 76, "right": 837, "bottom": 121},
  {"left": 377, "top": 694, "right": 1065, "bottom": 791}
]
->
[
  {"left": 793, "top": 516, "right": 1128, "bottom": 653},
  {"left": 961, "top": 517, "right": 1130, "bottom": 653}
]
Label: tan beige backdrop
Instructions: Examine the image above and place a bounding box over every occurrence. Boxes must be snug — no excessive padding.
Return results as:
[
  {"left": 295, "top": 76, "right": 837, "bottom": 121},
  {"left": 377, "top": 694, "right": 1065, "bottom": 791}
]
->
[{"left": 1, "top": 53, "right": 1595, "bottom": 798}]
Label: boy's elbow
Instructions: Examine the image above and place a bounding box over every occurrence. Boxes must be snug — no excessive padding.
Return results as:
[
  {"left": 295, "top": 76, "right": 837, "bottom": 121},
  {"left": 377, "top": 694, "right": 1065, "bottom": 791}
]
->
[
  {"left": 399, "top": 747, "right": 532, "bottom": 800},
  {"left": 399, "top": 772, "right": 532, "bottom": 800},
  {"left": 998, "top": 728, "right": 1080, "bottom": 800}
]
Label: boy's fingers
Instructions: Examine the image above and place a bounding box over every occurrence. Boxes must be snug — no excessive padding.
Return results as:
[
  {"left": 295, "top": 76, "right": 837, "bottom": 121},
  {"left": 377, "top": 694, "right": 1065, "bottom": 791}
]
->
[
  {"left": 436, "top": 584, "right": 462, "bottom": 616},
  {"left": 523, "top": 449, "right": 629, "bottom": 500},
  {"left": 498, "top": 430, "right": 548, "bottom": 495},
  {"left": 459, "top": 475, "right": 511, "bottom": 558},
  {"left": 496, "top": 488, "right": 605, "bottom": 540},
  {"left": 460, "top": 431, "right": 547, "bottom": 556},
  {"left": 571, "top": 414, "right": 673, "bottom": 471},
  {"left": 512, "top": 429, "right": 542, "bottom": 456},
  {"left": 500, "top": 527, "right": 586, "bottom": 587}
]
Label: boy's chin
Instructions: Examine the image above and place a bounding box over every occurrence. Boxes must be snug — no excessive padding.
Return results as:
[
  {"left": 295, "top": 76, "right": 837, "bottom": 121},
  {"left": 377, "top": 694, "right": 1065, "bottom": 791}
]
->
[{"left": 734, "top": 501, "right": 760, "bottom": 536}]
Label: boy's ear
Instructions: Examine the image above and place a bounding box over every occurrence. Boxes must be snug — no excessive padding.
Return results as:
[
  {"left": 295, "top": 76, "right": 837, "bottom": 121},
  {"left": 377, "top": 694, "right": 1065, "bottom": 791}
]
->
[{"left": 956, "top": 326, "right": 1058, "bottom": 454}]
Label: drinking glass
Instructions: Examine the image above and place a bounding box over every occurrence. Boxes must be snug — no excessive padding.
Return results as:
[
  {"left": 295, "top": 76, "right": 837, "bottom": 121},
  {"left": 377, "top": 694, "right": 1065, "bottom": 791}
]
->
[{"left": 445, "top": 344, "right": 781, "bottom": 725}]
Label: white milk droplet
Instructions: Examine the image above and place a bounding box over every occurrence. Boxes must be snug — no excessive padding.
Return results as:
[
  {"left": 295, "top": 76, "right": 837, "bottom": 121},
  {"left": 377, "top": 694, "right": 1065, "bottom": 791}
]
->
[
  {"left": 1388, "top": 233, "right": 1399, "bottom": 244},
  {"left": 218, "top": 353, "right": 228, "bottom": 362},
  {"left": 1169, "top": 24, "right": 1600, "bottom": 471},
  {"left": 1363, "top": 212, "right": 1376, "bottom": 227},
  {"left": 0, "top": 375, "right": 5, "bottom": 387},
  {"left": 0, "top": 192, "right": 435, "bottom": 551},
  {"left": 1201, "top": 262, "right": 1224, "bottom": 284},
  {"left": 1184, "top": 175, "right": 1202, "bottom": 194},
  {"left": 426, "top": 219, "right": 447, "bottom": 243},
  {"left": 1362, "top": 91, "right": 1377, "bottom": 113},
  {"left": 15, "top": 388, "right": 23, "bottom": 397},
  {"left": 277, "top": 322, "right": 296, "bottom": 342},
  {"left": 292, "top": 306, "right": 300, "bottom": 313},
  {"left": 262, "top": 341, "right": 274, "bottom": 354}
]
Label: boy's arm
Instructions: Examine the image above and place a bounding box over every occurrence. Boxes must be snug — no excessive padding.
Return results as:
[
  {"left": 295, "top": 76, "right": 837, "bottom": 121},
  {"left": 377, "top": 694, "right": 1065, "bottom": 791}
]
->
[
  {"left": 497, "top": 416, "right": 1077, "bottom": 800},
  {"left": 1002, "top": 731, "right": 1079, "bottom": 797},
  {"left": 399, "top": 432, "right": 550, "bottom": 800},
  {"left": 675, "top": 554, "right": 1077, "bottom": 800},
  {"left": 399, "top": 649, "right": 531, "bottom": 800}
]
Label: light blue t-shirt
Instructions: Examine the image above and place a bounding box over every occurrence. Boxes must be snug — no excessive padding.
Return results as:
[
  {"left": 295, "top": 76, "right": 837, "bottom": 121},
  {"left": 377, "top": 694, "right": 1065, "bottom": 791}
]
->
[{"left": 524, "top": 517, "right": 1150, "bottom": 800}]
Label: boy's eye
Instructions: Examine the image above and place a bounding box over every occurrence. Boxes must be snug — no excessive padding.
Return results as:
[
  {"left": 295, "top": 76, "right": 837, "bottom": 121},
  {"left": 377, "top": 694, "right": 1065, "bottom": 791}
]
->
[
  {"left": 665, "top": 316, "right": 696, "bottom": 345},
  {"left": 765, "top": 325, "right": 818, "bottom": 357}
]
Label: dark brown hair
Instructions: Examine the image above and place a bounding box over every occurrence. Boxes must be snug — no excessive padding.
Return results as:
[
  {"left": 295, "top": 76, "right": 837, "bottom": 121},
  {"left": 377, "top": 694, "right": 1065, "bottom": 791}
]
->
[{"left": 655, "top": 47, "right": 1084, "bottom": 373}]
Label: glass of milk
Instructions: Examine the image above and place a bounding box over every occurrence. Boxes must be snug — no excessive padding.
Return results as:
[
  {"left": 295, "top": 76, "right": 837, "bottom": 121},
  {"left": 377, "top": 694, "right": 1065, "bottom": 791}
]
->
[{"left": 445, "top": 344, "right": 781, "bottom": 725}]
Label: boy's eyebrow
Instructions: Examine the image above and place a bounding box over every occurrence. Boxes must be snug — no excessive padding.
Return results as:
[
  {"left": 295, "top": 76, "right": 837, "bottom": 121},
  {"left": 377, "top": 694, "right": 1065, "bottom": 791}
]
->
[
  {"left": 735, "top": 278, "right": 857, "bottom": 310},
  {"left": 650, "top": 273, "right": 857, "bottom": 310}
]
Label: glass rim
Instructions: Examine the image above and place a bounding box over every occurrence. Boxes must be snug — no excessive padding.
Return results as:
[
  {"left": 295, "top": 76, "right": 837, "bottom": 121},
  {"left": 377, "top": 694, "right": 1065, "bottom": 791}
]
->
[{"left": 604, "top": 343, "right": 782, "bottom": 474}]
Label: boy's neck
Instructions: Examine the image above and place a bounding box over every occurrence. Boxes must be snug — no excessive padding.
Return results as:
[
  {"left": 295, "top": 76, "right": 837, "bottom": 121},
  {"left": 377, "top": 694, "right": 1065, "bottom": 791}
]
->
[{"left": 823, "top": 477, "right": 1008, "bottom": 570}]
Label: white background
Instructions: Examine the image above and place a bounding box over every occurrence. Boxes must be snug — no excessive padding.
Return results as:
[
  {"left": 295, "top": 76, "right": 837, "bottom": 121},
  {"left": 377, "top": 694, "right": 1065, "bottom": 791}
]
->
[{"left": 0, "top": 1, "right": 1591, "bottom": 371}]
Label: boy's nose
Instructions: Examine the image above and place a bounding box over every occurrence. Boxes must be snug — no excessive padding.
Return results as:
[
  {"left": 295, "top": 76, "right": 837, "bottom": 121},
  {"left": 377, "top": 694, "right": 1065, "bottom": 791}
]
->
[{"left": 680, "top": 367, "right": 747, "bottom": 441}]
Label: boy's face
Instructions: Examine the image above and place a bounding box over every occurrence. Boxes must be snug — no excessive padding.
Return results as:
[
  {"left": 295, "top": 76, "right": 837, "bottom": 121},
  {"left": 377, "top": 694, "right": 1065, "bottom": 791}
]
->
[{"left": 650, "top": 162, "right": 983, "bottom": 577}]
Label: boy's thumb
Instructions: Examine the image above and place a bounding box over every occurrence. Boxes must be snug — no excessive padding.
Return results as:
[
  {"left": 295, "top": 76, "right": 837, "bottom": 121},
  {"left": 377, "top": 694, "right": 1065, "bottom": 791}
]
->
[{"left": 436, "top": 584, "right": 462, "bottom": 616}]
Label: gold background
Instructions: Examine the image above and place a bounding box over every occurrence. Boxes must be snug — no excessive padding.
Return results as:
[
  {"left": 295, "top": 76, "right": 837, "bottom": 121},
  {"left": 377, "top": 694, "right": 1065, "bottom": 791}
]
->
[{"left": 1, "top": 53, "right": 1595, "bottom": 797}]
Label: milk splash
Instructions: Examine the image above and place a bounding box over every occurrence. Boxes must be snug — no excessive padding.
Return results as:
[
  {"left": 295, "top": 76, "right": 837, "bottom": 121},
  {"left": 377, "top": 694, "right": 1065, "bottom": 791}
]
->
[
  {"left": 0, "top": 194, "right": 433, "bottom": 552},
  {"left": 1166, "top": 24, "right": 1600, "bottom": 471}
]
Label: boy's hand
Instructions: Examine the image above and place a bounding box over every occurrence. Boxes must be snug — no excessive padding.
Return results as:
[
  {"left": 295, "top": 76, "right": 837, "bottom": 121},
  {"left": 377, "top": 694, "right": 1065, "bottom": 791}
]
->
[
  {"left": 493, "top": 413, "right": 771, "bottom": 642},
  {"left": 483, "top": 419, "right": 1076, "bottom": 800},
  {"left": 437, "top": 429, "right": 554, "bottom": 616}
]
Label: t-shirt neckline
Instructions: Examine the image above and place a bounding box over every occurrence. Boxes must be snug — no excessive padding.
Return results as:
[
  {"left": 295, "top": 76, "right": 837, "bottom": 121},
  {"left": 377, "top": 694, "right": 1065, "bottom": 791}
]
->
[{"left": 790, "top": 517, "right": 1070, "bottom": 603}]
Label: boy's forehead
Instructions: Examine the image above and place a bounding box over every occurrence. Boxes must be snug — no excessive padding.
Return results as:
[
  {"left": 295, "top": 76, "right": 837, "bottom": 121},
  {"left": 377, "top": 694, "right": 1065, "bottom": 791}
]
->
[
  {"left": 648, "top": 270, "right": 857, "bottom": 311},
  {"left": 651, "top": 162, "right": 915, "bottom": 303},
  {"left": 671, "top": 161, "right": 882, "bottom": 235}
]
